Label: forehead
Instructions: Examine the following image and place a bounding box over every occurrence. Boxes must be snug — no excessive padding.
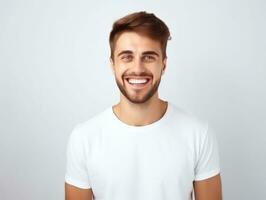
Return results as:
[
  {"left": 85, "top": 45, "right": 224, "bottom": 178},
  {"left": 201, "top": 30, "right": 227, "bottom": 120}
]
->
[{"left": 114, "top": 31, "right": 162, "bottom": 55}]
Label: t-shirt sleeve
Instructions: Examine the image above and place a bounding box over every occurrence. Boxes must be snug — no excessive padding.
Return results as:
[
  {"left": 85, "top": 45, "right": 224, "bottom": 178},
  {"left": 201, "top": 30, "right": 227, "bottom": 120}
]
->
[
  {"left": 194, "top": 122, "right": 221, "bottom": 181},
  {"left": 65, "top": 125, "right": 91, "bottom": 189}
]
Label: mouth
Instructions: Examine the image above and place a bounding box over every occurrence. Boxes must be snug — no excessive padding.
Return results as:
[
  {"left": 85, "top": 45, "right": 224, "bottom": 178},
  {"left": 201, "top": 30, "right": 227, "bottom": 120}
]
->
[{"left": 124, "top": 77, "right": 152, "bottom": 90}]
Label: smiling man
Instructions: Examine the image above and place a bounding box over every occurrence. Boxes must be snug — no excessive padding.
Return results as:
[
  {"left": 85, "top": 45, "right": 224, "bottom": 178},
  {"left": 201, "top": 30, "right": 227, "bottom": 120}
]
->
[{"left": 65, "top": 11, "right": 222, "bottom": 200}]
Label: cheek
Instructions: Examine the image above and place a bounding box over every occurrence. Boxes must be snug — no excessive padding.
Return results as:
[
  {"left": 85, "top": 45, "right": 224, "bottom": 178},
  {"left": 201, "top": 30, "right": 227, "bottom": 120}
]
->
[
  {"left": 151, "top": 67, "right": 163, "bottom": 81},
  {"left": 114, "top": 63, "right": 130, "bottom": 78},
  {"left": 114, "top": 68, "right": 125, "bottom": 82}
]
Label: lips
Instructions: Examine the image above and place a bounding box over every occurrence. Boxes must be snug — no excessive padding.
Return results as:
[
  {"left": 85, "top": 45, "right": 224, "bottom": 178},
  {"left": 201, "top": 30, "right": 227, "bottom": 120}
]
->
[
  {"left": 128, "top": 78, "right": 149, "bottom": 84},
  {"left": 124, "top": 76, "right": 152, "bottom": 89}
]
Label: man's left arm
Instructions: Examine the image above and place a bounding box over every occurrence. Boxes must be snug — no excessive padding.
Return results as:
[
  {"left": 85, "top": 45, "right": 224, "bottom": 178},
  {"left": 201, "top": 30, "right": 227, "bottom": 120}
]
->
[{"left": 193, "top": 173, "right": 222, "bottom": 200}]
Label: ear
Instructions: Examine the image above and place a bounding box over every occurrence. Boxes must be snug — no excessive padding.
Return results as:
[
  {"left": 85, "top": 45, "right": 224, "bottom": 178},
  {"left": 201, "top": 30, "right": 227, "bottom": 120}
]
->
[
  {"left": 109, "top": 57, "right": 115, "bottom": 74},
  {"left": 162, "top": 57, "right": 167, "bottom": 75}
]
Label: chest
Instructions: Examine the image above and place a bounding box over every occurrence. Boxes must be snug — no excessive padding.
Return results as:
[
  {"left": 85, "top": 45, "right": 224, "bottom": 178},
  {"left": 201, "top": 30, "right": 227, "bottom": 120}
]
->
[{"left": 87, "top": 132, "right": 195, "bottom": 198}]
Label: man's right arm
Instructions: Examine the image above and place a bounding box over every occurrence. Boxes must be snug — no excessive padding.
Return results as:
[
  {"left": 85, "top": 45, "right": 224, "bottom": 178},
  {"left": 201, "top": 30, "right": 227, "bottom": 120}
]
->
[{"left": 65, "top": 182, "right": 93, "bottom": 200}]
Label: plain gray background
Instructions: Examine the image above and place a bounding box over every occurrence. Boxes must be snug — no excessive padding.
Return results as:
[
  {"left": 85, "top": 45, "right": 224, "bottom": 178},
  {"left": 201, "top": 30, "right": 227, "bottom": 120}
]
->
[{"left": 0, "top": 0, "right": 265, "bottom": 199}]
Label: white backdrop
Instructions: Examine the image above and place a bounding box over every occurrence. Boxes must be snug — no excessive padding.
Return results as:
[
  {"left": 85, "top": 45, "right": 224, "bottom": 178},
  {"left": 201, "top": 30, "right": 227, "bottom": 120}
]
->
[{"left": 0, "top": 0, "right": 265, "bottom": 199}]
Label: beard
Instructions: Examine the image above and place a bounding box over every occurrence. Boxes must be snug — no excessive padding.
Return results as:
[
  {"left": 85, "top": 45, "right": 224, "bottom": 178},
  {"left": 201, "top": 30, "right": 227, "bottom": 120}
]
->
[{"left": 115, "top": 75, "right": 162, "bottom": 104}]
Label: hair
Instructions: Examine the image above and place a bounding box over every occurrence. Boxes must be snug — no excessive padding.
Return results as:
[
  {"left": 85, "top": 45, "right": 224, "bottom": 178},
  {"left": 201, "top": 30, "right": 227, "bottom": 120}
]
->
[{"left": 109, "top": 11, "right": 171, "bottom": 61}]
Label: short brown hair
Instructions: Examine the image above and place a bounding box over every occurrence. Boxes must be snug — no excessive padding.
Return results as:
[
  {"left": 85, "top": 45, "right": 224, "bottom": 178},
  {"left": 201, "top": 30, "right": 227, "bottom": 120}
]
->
[{"left": 109, "top": 11, "right": 171, "bottom": 60}]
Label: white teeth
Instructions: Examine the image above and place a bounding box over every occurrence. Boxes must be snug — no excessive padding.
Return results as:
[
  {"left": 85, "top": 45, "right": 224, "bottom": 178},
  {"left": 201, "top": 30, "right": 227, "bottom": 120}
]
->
[{"left": 128, "top": 79, "right": 148, "bottom": 84}]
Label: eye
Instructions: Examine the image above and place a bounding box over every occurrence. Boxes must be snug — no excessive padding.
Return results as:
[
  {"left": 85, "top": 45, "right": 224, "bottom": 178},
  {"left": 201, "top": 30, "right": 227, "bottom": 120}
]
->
[
  {"left": 121, "top": 55, "right": 133, "bottom": 62},
  {"left": 143, "top": 55, "right": 155, "bottom": 62}
]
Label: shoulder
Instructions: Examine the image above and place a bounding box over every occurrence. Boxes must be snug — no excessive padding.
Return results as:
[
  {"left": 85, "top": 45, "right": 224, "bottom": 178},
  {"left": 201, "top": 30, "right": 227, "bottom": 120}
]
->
[
  {"left": 168, "top": 102, "right": 209, "bottom": 140},
  {"left": 69, "top": 106, "right": 111, "bottom": 141},
  {"left": 169, "top": 103, "right": 218, "bottom": 160},
  {"left": 170, "top": 103, "right": 208, "bottom": 130}
]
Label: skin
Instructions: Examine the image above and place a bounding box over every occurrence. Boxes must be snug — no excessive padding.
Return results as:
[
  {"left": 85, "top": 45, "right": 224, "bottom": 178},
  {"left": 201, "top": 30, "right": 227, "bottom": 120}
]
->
[
  {"left": 110, "top": 31, "right": 168, "bottom": 126},
  {"left": 193, "top": 174, "right": 223, "bottom": 200},
  {"left": 65, "top": 183, "right": 93, "bottom": 200},
  {"left": 65, "top": 31, "right": 222, "bottom": 200}
]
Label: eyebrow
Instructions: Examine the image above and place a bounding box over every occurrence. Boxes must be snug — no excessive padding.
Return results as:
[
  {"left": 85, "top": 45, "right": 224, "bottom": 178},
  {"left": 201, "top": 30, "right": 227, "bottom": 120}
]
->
[
  {"left": 117, "top": 50, "right": 160, "bottom": 57},
  {"left": 117, "top": 50, "right": 133, "bottom": 57},
  {"left": 142, "top": 51, "right": 159, "bottom": 57}
]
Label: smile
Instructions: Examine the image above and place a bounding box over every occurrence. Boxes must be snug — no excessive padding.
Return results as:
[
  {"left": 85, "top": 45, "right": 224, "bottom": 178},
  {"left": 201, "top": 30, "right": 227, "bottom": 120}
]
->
[
  {"left": 128, "top": 78, "right": 148, "bottom": 84},
  {"left": 124, "top": 77, "right": 151, "bottom": 90}
]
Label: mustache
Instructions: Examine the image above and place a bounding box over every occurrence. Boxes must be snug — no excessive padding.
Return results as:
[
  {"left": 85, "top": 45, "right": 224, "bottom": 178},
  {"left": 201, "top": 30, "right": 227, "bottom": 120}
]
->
[{"left": 123, "top": 72, "right": 152, "bottom": 77}]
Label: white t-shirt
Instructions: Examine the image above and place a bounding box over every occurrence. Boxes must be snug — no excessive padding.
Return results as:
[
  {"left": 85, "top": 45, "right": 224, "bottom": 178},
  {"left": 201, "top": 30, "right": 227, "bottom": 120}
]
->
[{"left": 65, "top": 102, "right": 220, "bottom": 200}]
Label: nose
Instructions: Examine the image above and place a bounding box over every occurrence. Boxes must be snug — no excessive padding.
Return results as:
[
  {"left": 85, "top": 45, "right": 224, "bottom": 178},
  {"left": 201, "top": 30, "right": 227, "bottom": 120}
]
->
[{"left": 132, "top": 56, "right": 145, "bottom": 74}]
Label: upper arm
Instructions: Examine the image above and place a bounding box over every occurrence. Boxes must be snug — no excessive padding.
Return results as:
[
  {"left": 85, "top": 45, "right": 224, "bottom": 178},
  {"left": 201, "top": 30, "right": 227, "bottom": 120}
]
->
[
  {"left": 65, "top": 127, "right": 92, "bottom": 189},
  {"left": 65, "top": 182, "right": 93, "bottom": 200},
  {"left": 193, "top": 174, "right": 222, "bottom": 200}
]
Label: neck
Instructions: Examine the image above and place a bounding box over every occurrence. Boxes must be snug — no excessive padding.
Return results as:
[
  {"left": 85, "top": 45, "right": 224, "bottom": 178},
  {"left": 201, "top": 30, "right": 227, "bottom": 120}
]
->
[{"left": 112, "top": 94, "right": 168, "bottom": 126}]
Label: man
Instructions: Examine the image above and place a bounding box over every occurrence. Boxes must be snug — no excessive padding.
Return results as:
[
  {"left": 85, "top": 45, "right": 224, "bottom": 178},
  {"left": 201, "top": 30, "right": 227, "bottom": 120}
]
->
[{"left": 65, "top": 11, "right": 222, "bottom": 200}]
